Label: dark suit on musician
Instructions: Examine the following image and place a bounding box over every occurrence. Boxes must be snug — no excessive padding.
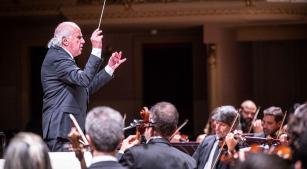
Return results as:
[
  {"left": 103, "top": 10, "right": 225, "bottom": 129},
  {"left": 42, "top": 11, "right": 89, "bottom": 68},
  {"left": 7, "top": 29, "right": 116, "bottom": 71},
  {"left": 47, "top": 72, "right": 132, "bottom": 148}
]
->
[
  {"left": 193, "top": 135, "right": 229, "bottom": 169},
  {"left": 119, "top": 137, "right": 196, "bottom": 169},
  {"left": 41, "top": 46, "right": 112, "bottom": 151},
  {"left": 89, "top": 161, "right": 128, "bottom": 169}
]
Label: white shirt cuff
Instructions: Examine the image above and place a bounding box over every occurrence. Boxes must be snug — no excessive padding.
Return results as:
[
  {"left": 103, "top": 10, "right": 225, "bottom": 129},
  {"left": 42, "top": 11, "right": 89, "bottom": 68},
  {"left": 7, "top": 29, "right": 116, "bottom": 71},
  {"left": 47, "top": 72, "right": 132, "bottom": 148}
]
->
[
  {"left": 91, "top": 48, "right": 102, "bottom": 58},
  {"left": 105, "top": 65, "right": 114, "bottom": 76}
]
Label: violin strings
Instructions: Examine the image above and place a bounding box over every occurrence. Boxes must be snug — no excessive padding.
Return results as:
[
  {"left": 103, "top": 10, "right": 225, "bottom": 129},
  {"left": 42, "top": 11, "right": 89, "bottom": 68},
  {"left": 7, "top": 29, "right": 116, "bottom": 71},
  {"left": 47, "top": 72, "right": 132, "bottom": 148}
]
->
[{"left": 98, "top": 0, "right": 107, "bottom": 29}]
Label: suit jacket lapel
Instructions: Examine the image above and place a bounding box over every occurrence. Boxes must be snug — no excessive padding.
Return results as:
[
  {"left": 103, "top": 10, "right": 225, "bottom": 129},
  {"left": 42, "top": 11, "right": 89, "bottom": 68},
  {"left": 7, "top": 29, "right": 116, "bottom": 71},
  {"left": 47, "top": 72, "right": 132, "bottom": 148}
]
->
[{"left": 200, "top": 136, "right": 217, "bottom": 169}]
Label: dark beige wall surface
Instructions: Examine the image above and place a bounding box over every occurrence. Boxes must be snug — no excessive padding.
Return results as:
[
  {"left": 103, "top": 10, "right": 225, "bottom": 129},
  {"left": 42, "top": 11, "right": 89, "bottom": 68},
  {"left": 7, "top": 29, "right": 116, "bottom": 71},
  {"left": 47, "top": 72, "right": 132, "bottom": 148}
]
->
[{"left": 0, "top": 22, "right": 207, "bottom": 139}]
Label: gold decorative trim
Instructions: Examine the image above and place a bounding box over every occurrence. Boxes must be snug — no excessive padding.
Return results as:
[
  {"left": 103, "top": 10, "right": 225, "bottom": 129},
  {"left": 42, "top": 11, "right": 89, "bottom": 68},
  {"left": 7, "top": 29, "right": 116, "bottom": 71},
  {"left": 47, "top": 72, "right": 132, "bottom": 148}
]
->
[
  {"left": 1, "top": 1, "right": 307, "bottom": 25},
  {"left": 58, "top": 2, "right": 307, "bottom": 26}
]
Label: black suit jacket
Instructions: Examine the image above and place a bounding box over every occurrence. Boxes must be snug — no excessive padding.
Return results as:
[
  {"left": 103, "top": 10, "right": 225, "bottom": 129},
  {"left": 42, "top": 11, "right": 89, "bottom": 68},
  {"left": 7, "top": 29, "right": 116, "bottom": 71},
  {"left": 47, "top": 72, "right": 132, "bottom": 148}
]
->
[
  {"left": 192, "top": 135, "right": 229, "bottom": 169},
  {"left": 89, "top": 161, "right": 128, "bottom": 169},
  {"left": 41, "top": 46, "right": 112, "bottom": 139},
  {"left": 119, "top": 138, "right": 196, "bottom": 169}
]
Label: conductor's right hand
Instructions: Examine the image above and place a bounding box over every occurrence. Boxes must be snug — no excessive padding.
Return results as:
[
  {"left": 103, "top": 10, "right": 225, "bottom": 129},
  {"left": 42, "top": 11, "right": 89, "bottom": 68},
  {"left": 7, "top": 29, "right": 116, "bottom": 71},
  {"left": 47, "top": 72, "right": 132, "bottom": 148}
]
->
[{"left": 91, "top": 29, "right": 103, "bottom": 49}]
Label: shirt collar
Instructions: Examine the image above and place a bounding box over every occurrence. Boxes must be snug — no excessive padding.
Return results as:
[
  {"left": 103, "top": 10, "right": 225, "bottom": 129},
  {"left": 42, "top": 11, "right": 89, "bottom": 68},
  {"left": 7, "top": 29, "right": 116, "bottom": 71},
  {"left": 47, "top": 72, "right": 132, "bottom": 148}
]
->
[
  {"left": 91, "top": 155, "right": 118, "bottom": 165},
  {"left": 61, "top": 46, "right": 74, "bottom": 59},
  {"left": 146, "top": 136, "right": 163, "bottom": 144}
]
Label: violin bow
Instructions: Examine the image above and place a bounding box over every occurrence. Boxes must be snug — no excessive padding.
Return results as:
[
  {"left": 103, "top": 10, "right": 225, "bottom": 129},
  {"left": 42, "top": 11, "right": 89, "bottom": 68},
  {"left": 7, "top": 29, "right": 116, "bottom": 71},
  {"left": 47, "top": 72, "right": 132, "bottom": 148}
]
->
[
  {"left": 98, "top": 0, "right": 107, "bottom": 29},
  {"left": 169, "top": 119, "right": 189, "bottom": 141},
  {"left": 69, "top": 114, "right": 89, "bottom": 146},
  {"left": 276, "top": 111, "right": 287, "bottom": 138},
  {"left": 123, "top": 113, "right": 127, "bottom": 124},
  {"left": 211, "top": 113, "right": 239, "bottom": 169},
  {"left": 247, "top": 106, "right": 261, "bottom": 133}
]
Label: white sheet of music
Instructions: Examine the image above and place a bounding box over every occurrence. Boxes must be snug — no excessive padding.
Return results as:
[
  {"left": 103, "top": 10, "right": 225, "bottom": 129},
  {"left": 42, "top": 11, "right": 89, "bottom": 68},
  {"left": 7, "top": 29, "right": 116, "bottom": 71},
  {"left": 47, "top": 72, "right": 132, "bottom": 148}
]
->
[{"left": 0, "top": 152, "right": 93, "bottom": 169}]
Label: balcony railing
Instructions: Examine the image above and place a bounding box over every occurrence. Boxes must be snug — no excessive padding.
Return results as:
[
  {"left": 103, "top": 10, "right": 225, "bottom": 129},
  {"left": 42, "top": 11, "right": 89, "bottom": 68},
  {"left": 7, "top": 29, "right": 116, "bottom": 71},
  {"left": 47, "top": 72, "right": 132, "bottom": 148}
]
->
[{"left": 77, "top": 0, "right": 261, "bottom": 5}]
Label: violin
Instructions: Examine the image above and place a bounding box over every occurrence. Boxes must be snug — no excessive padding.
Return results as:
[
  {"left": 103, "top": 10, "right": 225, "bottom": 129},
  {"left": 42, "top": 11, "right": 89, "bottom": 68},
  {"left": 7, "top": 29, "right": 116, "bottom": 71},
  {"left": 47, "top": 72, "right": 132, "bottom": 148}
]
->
[
  {"left": 179, "top": 134, "right": 189, "bottom": 142},
  {"left": 170, "top": 133, "right": 189, "bottom": 143},
  {"left": 234, "top": 133, "right": 281, "bottom": 146},
  {"left": 135, "top": 107, "right": 151, "bottom": 142},
  {"left": 169, "top": 119, "right": 189, "bottom": 142},
  {"left": 123, "top": 107, "right": 152, "bottom": 142},
  {"left": 68, "top": 114, "right": 91, "bottom": 169},
  {"left": 238, "top": 142, "right": 292, "bottom": 161},
  {"left": 234, "top": 134, "right": 292, "bottom": 161},
  {"left": 269, "top": 145, "right": 292, "bottom": 159},
  {"left": 68, "top": 127, "right": 87, "bottom": 169}
]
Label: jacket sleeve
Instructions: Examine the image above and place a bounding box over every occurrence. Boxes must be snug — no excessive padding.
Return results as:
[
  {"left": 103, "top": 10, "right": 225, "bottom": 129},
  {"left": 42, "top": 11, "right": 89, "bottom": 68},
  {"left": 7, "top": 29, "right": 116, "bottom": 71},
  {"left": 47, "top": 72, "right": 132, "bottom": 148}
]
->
[
  {"left": 192, "top": 140, "right": 204, "bottom": 161},
  {"left": 55, "top": 54, "right": 102, "bottom": 87},
  {"left": 88, "top": 68, "right": 113, "bottom": 95},
  {"left": 119, "top": 149, "right": 136, "bottom": 169}
]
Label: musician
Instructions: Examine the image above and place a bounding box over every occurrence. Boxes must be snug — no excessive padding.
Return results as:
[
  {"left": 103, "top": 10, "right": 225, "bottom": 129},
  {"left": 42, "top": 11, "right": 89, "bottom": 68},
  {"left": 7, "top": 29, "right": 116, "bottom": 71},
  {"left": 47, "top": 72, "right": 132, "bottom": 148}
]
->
[
  {"left": 238, "top": 100, "right": 257, "bottom": 133},
  {"left": 287, "top": 102, "right": 307, "bottom": 169},
  {"left": 4, "top": 132, "right": 52, "bottom": 169},
  {"left": 119, "top": 101, "right": 196, "bottom": 169},
  {"left": 253, "top": 106, "right": 284, "bottom": 138},
  {"left": 85, "top": 106, "right": 127, "bottom": 169},
  {"left": 193, "top": 105, "right": 239, "bottom": 169},
  {"left": 41, "top": 21, "right": 126, "bottom": 151},
  {"left": 235, "top": 153, "right": 290, "bottom": 169},
  {"left": 196, "top": 107, "right": 218, "bottom": 143}
]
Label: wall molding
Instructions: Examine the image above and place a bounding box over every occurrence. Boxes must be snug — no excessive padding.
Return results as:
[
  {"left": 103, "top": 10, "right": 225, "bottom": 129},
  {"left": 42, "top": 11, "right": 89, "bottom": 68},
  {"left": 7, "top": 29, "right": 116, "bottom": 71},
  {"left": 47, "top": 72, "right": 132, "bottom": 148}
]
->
[{"left": 1, "top": 1, "right": 306, "bottom": 27}]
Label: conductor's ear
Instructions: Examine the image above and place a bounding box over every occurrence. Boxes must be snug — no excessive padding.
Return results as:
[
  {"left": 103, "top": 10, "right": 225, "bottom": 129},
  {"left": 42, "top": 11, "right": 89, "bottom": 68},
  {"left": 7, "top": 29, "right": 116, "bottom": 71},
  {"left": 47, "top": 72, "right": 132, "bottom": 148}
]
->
[{"left": 62, "top": 37, "right": 69, "bottom": 46}]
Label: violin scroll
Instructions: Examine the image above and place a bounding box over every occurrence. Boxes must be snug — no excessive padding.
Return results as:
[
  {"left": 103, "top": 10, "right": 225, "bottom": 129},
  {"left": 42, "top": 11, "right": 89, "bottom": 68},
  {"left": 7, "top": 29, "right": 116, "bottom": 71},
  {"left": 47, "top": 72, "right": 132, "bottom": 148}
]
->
[
  {"left": 68, "top": 127, "right": 87, "bottom": 169},
  {"left": 136, "top": 107, "right": 151, "bottom": 141}
]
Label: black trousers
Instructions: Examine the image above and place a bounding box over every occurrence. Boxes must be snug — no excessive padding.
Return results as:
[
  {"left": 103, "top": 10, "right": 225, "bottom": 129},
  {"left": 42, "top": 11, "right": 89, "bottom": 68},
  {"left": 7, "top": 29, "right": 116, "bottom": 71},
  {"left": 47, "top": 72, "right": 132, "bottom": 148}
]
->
[{"left": 45, "top": 137, "right": 70, "bottom": 152}]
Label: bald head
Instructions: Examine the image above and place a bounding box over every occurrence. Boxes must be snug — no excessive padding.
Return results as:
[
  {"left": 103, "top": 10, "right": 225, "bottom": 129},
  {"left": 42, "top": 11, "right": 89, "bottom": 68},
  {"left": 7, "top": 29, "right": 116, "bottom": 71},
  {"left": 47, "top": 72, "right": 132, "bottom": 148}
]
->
[
  {"left": 241, "top": 100, "right": 257, "bottom": 112},
  {"left": 48, "top": 22, "right": 80, "bottom": 48},
  {"left": 48, "top": 21, "right": 85, "bottom": 57},
  {"left": 54, "top": 22, "right": 80, "bottom": 38},
  {"left": 240, "top": 100, "right": 257, "bottom": 122}
]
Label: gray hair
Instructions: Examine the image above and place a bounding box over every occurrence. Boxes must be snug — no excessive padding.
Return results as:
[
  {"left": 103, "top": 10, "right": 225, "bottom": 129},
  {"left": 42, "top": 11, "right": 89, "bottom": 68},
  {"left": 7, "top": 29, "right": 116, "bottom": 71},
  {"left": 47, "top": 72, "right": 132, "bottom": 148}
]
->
[
  {"left": 149, "top": 101, "right": 179, "bottom": 137},
  {"left": 263, "top": 106, "right": 283, "bottom": 123},
  {"left": 212, "top": 105, "right": 239, "bottom": 128},
  {"left": 47, "top": 22, "right": 80, "bottom": 48},
  {"left": 85, "top": 106, "right": 124, "bottom": 152},
  {"left": 4, "top": 132, "right": 52, "bottom": 169}
]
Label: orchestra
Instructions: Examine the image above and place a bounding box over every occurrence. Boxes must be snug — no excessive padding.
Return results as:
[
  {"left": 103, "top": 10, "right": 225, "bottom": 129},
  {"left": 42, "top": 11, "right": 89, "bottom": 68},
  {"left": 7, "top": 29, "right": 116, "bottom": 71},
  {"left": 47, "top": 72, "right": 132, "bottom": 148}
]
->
[{"left": 2, "top": 101, "right": 306, "bottom": 169}]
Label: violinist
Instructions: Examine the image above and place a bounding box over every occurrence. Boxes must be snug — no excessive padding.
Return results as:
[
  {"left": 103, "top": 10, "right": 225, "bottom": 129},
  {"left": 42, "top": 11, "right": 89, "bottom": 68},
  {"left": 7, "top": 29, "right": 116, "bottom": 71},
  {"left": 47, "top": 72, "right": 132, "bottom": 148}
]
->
[
  {"left": 252, "top": 106, "right": 284, "bottom": 139},
  {"left": 238, "top": 100, "right": 257, "bottom": 133},
  {"left": 193, "top": 105, "right": 239, "bottom": 169},
  {"left": 235, "top": 153, "right": 290, "bottom": 169},
  {"left": 227, "top": 106, "right": 291, "bottom": 161},
  {"left": 85, "top": 106, "right": 128, "bottom": 169},
  {"left": 119, "top": 101, "right": 196, "bottom": 169},
  {"left": 196, "top": 108, "right": 218, "bottom": 143},
  {"left": 3, "top": 132, "right": 52, "bottom": 169}
]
